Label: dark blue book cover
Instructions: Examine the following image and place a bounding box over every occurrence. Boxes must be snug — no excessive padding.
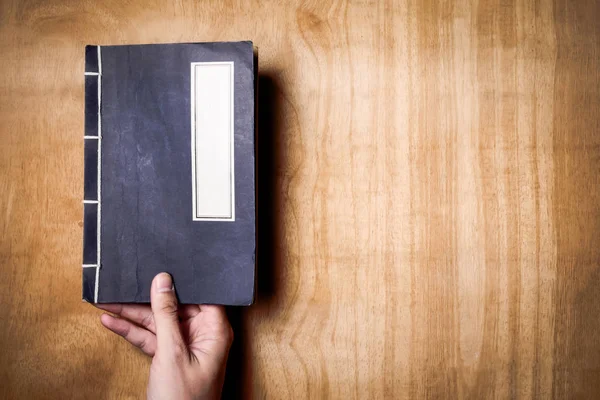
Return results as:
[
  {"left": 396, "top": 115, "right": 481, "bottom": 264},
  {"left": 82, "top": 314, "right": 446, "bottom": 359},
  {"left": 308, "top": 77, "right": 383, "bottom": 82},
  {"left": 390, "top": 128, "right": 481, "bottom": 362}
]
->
[{"left": 82, "top": 42, "right": 256, "bottom": 305}]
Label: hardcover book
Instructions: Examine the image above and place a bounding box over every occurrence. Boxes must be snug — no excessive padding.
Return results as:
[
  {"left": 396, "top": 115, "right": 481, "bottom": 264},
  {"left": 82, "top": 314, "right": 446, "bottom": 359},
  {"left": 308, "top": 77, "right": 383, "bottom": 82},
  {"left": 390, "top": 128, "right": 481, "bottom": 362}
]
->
[{"left": 82, "top": 41, "right": 256, "bottom": 305}]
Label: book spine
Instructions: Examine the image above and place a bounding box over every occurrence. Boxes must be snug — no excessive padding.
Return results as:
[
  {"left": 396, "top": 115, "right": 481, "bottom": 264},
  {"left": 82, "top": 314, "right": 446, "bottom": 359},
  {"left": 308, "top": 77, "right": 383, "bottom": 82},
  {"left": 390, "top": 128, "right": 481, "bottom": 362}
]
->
[{"left": 82, "top": 45, "right": 102, "bottom": 303}]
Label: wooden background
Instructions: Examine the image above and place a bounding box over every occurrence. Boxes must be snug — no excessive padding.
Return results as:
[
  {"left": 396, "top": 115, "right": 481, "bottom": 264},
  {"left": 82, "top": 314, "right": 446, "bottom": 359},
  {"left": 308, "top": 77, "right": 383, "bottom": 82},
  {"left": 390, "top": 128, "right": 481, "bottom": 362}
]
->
[{"left": 1, "top": 0, "right": 599, "bottom": 398}]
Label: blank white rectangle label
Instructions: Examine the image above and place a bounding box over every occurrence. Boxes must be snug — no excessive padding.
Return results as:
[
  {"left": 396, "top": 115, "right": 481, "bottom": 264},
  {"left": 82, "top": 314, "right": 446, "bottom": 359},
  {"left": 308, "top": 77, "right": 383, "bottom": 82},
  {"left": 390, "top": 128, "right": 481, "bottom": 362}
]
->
[{"left": 191, "top": 62, "right": 235, "bottom": 221}]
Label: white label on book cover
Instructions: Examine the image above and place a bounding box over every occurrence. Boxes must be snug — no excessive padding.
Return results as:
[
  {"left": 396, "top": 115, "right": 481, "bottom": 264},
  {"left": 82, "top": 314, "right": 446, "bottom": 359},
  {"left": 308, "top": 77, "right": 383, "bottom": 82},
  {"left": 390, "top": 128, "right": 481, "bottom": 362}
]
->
[{"left": 191, "top": 62, "right": 235, "bottom": 221}]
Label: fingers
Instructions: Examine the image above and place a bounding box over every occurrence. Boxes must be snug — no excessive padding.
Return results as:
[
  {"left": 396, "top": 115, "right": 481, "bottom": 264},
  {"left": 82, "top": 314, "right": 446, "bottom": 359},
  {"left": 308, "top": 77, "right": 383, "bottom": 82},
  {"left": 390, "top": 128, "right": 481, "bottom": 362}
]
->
[
  {"left": 202, "top": 305, "right": 234, "bottom": 344},
  {"left": 100, "top": 314, "right": 157, "bottom": 356},
  {"left": 180, "top": 304, "right": 201, "bottom": 320},
  {"left": 199, "top": 304, "right": 231, "bottom": 332},
  {"left": 189, "top": 304, "right": 234, "bottom": 351},
  {"left": 150, "top": 272, "right": 186, "bottom": 355},
  {"left": 198, "top": 304, "right": 226, "bottom": 318},
  {"left": 96, "top": 303, "right": 200, "bottom": 332},
  {"left": 96, "top": 303, "right": 156, "bottom": 333}
]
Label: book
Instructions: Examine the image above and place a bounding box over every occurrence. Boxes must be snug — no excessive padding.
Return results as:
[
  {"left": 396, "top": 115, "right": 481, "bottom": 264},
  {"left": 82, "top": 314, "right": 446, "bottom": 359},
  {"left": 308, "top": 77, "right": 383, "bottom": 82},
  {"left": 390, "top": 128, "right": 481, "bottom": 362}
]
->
[{"left": 82, "top": 41, "right": 257, "bottom": 305}]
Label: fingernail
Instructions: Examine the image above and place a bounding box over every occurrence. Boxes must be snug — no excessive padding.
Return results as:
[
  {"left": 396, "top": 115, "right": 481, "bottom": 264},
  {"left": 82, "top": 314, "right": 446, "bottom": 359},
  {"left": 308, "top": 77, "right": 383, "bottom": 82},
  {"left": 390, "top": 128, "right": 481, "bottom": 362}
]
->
[{"left": 156, "top": 273, "right": 173, "bottom": 293}]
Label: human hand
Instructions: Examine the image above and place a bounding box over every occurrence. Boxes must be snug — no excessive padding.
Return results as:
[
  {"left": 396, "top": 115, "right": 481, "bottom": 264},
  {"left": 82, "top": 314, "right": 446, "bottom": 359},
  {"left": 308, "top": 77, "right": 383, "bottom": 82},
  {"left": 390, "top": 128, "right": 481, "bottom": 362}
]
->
[{"left": 97, "top": 272, "right": 233, "bottom": 400}]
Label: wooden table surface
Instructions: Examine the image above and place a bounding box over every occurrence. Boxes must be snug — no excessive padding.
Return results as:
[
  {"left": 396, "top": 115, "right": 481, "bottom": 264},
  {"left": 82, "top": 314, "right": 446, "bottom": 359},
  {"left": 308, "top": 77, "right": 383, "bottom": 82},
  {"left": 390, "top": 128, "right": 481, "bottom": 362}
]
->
[{"left": 1, "top": 0, "right": 599, "bottom": 398}]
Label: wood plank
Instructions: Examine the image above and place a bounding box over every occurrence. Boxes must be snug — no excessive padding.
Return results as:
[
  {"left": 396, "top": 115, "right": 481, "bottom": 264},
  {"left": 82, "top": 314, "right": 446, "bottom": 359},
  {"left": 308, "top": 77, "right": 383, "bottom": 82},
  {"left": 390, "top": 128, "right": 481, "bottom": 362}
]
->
[{"left": 0, "top": 0, "right": 598, "bottom": 398}]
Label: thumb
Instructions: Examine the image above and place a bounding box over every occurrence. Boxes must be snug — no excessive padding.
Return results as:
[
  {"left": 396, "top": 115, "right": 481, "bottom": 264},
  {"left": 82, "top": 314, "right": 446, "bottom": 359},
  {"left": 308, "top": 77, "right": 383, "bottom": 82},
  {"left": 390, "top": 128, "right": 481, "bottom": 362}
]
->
[{"left": 150, "top": 272, "right": 185, "bottom": 354}]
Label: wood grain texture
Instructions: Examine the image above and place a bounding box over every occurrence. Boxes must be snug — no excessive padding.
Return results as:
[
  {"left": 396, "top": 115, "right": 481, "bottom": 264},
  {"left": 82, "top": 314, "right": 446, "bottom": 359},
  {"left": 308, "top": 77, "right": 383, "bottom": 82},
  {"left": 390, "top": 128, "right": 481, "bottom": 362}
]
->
[{"left": 1, "top": 0, "right": 599, "bottom": 398}]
